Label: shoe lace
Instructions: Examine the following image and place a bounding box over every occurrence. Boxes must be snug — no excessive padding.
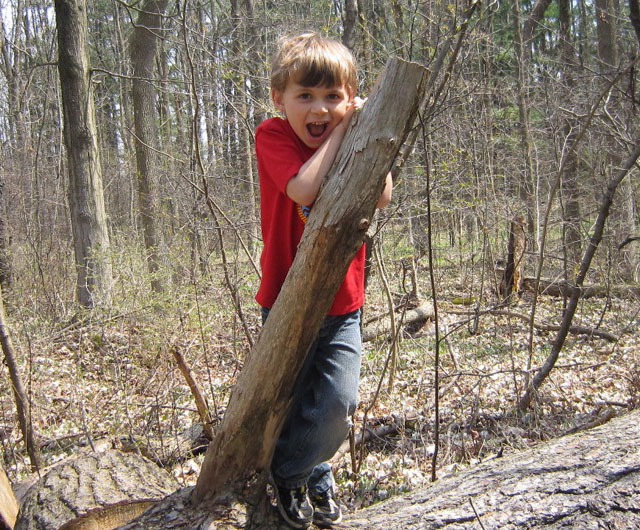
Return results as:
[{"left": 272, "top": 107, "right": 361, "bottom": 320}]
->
[{"left": 295, "top": 486, "right": 309, "bottom": 504}]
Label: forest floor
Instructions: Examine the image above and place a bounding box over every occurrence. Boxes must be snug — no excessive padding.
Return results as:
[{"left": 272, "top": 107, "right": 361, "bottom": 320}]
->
[{"left": 1, "top": 261, "right": 639, "bottom": 512}]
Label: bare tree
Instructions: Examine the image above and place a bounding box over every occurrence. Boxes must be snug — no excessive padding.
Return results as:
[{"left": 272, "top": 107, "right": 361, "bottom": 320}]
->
[
  {"left": 130, "top": 0, "right": 169, "bottom": 294},
  {"left": 54, "top": 0, "right": 112, "bottom": 307},
  {"left": 519, "top": 139, "right": 640, "bottom": 411}
]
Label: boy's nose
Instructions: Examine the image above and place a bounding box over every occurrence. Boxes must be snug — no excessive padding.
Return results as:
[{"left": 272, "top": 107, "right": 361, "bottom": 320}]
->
[{"left": 311, "top": 102, "right": 328, "bottom": 114}]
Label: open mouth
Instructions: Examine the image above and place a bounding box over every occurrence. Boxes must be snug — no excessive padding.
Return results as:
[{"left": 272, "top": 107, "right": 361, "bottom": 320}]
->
[{"left": 307, "top": 122, "right": 328, "bottom": 138}]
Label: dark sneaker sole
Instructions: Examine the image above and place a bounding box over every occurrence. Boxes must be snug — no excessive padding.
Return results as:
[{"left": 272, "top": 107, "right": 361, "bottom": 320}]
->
[
  {"left": 273, "top": 485, "right": 313, "bottom": 529},
  {"left": 313, "top": 511, "right": 343, "bottom": 528}
]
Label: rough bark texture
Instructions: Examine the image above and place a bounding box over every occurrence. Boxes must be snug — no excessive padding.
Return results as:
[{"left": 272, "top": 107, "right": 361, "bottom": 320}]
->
[
  {"left": 500, "top": 217, "right": 526, "bottom": 299},
  {"left": 344, "top": 409, "right": 640, "bottom": 529},
  {"left": 191, "top": 58, "right": 427, "bottom": 507},
  {"left": 55, "top": 0, "right": 112, "bottom": 307},
  {"left": 130, "top": 0, "right": 168, "bottom": 294},
  {"left": 14, "top": 451, "right": 177, "bottom": 530}
]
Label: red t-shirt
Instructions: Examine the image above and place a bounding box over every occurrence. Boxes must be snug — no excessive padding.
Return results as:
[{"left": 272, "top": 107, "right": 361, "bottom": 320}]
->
[{"left": 255, "top": 117, "right": 365, "bottom": 315}]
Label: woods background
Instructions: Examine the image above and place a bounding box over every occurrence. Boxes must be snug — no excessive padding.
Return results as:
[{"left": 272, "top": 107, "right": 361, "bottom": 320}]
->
[{"left": 0, "top": 0, "right": 639, "bottom": 518}]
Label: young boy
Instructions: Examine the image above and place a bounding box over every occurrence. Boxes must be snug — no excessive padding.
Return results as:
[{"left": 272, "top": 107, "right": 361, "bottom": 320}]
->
[{"left": 255, "top": 32, "right": 392, "bottom": 529}]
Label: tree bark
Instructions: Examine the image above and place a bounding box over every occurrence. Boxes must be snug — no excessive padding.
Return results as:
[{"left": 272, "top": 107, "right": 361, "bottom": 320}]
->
[
  {"left": 17, "top": 410, "right": 640, "bottom": 529},
  {"left": 342, "top": 0, "right": 358, "bottom": 51},
  {"left": 499, "top": 217, "right": 526, "bottom": 300},
  {"left": 558, "top": 0, "right": 582, "bottom": 275},
  {"left": 130, "top": 0, "right": 168, "bottom": 294},
  {"left": 0, "top": 177, "right": 10, "bottom": 289},
  {"left": 631, "top": 0, "right": 640, "bottom": 46},
  {"left": 54, "top": 0, "right": 112, "bottom": 307},
  {"left": 344, "top": 409, "right": 640, "bottom": 528},
  {"left": 14, "top": 451, "right": 177, "bottom": 530},
  {"left": 0, "top": 465, "right": 17, "bottom": 530}
]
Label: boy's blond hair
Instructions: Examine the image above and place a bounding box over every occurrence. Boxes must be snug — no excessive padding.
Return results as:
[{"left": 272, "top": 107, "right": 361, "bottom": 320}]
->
[{"left": 270, "top": 33, "right": 357, "bottom": 94}]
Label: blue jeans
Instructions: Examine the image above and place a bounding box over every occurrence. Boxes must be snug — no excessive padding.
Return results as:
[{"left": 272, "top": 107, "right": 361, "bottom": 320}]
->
[{"left": 261, "top": 307, "right": 362, "bottom": 495}]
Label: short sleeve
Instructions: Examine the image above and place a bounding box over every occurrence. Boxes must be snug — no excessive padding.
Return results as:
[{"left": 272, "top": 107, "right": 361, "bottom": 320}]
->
[{"left": 255, "top": 119, "right": 308, "bottom": 195}]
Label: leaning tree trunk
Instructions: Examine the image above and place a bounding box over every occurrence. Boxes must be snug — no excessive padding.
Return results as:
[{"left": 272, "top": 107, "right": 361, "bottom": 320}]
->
[
  {"left": 117, "top": 57, "right": 428, "bottom": 529},
  {"left": 193, "top": 57, "right": 427, "bottom": 505},
  {"left": 55, "top": 0, "right": 112, "bottom": 307}
]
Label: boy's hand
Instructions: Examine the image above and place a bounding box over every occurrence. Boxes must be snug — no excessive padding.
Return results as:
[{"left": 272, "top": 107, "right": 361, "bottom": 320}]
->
[{"left": 344, "top": 96, "right": 366, "bottom": 122}]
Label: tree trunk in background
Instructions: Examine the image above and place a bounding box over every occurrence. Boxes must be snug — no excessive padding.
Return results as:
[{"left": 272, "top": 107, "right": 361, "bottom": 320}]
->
[
  {"left": 0, "top": 177, "right": 10, "bottom": 289},
  {"left": 596, "top": 0, "right": 638, "bottom": 281},
  {"left": 500, "top": 217, "right": 526, "bottom": 300},
  {"left": 130, "top": 0, "right": 168, "bottom": 294},
  {"left": 558, "top": 0, "right": 582, "bottom": 277},
  {"left": 0, "top": 13, "right": 28, "bottom": 289},
  {"left": 230, "top": 0, "right": 261, "bottom": 258},
  {"left": 513, "top": 0, "right": 550, "bottom": 248},
  {"left": 343, "top": 0, "right": 358, "bottom": 51},
  {"left": 55, "top": 0, "right": 112, "bottom": 307},
  {"left": 631, "top": 0, "right": 640, "bottom": 45}
]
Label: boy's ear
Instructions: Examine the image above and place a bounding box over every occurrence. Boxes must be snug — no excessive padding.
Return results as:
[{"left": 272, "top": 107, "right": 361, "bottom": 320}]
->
[{"left": 271, "top": 89, "right": 285, "bottom": 112}]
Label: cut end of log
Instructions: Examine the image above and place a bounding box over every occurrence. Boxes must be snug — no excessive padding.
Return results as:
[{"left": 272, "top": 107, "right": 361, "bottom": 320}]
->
[{"left": 0, "top": 466, "right": 18, "bottom": 530}]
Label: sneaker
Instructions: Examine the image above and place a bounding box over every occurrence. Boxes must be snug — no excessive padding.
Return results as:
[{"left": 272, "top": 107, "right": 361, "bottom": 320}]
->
[
  {"left": 311, "top": 486, "right": 342, "bottom": 527},
  {"left": 274, "top": 483, "right": 314, "bottom": 529}
]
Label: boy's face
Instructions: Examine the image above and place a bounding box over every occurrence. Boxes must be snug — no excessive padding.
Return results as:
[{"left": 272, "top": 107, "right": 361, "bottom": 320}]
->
[{"left": 272, "top": 81, "right": 353, "bottom": 149}]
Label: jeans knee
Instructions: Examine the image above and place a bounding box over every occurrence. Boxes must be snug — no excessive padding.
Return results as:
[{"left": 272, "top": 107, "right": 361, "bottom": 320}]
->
[{"left": 323, "top": 392, "right": 356, "bottom": 437}]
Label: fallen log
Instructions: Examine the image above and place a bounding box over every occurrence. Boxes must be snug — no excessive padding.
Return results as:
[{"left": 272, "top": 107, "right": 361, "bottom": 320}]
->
[
  {"left": 121, "top": 409, "right": 640, "bottom": 528},
  {"left": 344, "top": 409, "right": 640, "bottom": 528},
  {"left": 14, "top": 450, "right": 178, "bottom": 530},
  {"left": 363, "top": 302, "right": 617, "bottom": 342},
  {"left": 362, "top": 302, "right": 434, "bottom": 342},
  {"left": 13, "top": 411, "right": 640, "bottom": 529},
  {"left": 521, "top": 277, "right": 640, "bottom": 299}
]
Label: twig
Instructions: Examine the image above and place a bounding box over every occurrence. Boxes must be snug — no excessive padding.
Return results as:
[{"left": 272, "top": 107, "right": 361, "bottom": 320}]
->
[
  {"left": 171, "top": 345, "right": 215, "bottom": 440},
  {"left": 469, "top": 497, "right": 487, "bottom": 530}
]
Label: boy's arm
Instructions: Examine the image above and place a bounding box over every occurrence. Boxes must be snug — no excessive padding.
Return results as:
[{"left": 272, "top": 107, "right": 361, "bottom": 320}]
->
[
  {"left": 376, "top": 172, "right": 393, "bottom": 209},
  {"left": 286, "top": 98, "right": 392, "bottom": 209},
  {"left": 285, "top": 100, "right": 361, "bottom": 206}
]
